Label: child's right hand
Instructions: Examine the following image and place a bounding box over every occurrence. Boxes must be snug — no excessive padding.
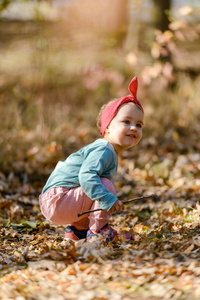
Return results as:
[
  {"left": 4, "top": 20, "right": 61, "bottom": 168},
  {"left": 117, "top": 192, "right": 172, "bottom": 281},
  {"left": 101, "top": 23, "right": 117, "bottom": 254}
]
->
[{"left": 109, "top": 200, "right": 124, "bottom": 213}]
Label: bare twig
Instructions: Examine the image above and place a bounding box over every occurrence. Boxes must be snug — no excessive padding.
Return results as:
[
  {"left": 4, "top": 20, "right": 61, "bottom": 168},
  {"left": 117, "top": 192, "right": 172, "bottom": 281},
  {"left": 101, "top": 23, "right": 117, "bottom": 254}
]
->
[{"left": 77, "top": 194, "right": 155, "bottom": 217}]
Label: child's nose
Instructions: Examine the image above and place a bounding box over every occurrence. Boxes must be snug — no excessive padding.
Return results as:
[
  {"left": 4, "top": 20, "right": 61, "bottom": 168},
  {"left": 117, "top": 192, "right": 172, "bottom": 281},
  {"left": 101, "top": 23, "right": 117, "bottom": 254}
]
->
[{"left": 130, "top": 124, "right": 137, "bottom": 131}]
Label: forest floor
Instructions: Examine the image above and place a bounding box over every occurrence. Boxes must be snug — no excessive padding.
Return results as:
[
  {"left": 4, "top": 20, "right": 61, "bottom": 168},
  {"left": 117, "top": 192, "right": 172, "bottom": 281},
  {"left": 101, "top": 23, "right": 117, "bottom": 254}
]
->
[{"left": 0, "top": 157, "right": 200, "bottom": 300}]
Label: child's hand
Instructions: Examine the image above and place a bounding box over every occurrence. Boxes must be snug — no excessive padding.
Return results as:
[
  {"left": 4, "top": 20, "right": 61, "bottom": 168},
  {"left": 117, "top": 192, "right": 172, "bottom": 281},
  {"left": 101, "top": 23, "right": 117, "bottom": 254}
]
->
[{"left": 109, "top": 200, "right": 124, "bottom": 213}]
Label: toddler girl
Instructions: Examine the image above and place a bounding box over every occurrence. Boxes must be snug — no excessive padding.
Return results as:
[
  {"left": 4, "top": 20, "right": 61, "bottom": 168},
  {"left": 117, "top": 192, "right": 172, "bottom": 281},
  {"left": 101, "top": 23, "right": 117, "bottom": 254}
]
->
[{"left": 39, "top": 76, "right": 144, "bottom": 241}]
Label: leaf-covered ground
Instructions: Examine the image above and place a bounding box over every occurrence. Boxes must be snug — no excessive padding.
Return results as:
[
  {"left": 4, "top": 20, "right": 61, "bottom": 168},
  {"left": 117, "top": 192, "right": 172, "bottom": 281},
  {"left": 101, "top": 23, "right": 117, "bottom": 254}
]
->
[{"left": 0, "top": 152, "right": 200, "bottom": 300}]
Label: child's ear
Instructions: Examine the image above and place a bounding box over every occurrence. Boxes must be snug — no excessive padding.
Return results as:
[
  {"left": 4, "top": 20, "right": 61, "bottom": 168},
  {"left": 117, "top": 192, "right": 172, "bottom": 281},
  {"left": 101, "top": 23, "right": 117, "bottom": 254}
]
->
[{"left": 104, "top": 127, "right": 110, "bottom": 135}]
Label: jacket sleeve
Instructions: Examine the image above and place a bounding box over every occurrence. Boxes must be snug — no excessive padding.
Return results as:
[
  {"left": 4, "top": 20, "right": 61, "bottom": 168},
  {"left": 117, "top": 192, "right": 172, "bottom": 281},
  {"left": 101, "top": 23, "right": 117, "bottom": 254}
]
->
[{"left": 78, "top": 147, "right": 118, "bottom": 211}]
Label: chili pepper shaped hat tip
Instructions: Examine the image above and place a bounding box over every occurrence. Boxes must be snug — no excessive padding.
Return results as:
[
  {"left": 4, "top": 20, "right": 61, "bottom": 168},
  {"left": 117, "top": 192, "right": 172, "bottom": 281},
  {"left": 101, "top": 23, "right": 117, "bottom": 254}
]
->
[{"left": 128, "top": 76, "right": 138, "bottom": 97}]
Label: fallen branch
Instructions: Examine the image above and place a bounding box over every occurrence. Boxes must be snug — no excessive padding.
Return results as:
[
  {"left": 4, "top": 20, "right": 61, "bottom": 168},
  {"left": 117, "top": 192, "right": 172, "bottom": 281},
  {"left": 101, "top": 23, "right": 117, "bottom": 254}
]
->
[{"left": 77, "top": 194, "right": 155, "bottom": 217}]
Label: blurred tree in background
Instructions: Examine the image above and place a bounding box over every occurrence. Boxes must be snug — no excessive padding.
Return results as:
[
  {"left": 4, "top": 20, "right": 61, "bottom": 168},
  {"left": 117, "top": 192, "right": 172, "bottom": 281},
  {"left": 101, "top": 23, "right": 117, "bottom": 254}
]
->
[{"left": 153, "top": 0, "right": 171, "bottom": 32}]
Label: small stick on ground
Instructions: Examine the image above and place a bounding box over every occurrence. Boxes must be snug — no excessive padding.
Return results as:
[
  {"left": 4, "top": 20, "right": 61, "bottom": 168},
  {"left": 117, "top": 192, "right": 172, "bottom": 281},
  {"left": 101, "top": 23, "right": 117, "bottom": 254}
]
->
[{"left": 77, "top": 194, "right": 155, "bottom": 217}]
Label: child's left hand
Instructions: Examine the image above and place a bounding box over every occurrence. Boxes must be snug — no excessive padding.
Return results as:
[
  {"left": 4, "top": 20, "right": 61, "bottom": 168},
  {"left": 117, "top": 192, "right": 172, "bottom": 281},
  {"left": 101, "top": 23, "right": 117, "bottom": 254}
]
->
[{"left": 109, "top": 200, "right": 124, "bottom": 213}]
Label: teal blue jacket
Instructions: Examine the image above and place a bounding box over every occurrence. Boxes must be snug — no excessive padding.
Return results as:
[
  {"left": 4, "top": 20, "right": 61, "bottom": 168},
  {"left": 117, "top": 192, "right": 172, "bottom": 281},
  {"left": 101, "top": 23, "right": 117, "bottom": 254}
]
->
[{"left": 41, "top": 139, "right": 118, "bottom": 211}]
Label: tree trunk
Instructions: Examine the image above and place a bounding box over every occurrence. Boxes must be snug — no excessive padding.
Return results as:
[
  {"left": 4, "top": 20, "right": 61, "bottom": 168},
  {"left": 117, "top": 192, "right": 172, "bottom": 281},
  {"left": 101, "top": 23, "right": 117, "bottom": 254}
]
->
[
  {"left": 68, "top": 0, "right": 128, "bottom": 33},
  {"left": 152, "top": 0, "right": 171, "bottom": 32}
]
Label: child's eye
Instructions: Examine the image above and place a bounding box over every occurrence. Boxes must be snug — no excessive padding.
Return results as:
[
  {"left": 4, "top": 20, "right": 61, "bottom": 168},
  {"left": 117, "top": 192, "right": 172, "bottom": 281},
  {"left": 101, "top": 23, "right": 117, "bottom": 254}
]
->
[
  {"left": 124, "top": 120, "right": 130, "bottom": 125},
  {"left": 136, "top": 123, "right": 142, "bottom": 128}
]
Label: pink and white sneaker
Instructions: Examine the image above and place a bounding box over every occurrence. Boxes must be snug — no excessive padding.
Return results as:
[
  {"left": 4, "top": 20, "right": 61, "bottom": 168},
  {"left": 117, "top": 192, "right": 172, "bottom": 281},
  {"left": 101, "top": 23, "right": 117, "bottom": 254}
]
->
[
  {"left": 87, "top": 224, "right": 133, "bottom": 242},
  {"left": 65, "top": 226, "right": 87, "bottom": 241},
  {"left": 87, "top": 224, "right": 119, "bottom": 242}
]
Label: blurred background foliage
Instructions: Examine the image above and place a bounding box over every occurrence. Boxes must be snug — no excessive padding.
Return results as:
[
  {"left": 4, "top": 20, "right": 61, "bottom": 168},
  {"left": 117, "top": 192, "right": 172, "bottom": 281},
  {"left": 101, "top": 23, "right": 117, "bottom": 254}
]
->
[{"left": 0, "top": 0, "right": 199, "bottom": 187}]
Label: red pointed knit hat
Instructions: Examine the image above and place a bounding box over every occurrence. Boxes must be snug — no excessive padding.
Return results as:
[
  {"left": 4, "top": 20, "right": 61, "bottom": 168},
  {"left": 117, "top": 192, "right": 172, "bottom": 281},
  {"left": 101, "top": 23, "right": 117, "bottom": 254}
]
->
[{"left": 100, "top": 76, "right": 144, "bottom": 136}]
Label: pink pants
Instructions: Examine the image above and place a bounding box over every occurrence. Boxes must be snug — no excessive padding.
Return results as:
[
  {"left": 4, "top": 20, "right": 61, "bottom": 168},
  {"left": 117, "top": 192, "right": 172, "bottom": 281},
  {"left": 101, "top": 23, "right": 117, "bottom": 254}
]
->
[{"left": 39, "top": 178, "right": 115, "bottom": 232}]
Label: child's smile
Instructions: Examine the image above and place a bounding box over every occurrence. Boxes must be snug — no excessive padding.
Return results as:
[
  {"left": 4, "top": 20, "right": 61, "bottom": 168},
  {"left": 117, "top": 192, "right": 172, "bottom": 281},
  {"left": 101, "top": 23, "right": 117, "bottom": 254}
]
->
[{"left": 104, "top": 102, "right": 144, "bottom": 155}]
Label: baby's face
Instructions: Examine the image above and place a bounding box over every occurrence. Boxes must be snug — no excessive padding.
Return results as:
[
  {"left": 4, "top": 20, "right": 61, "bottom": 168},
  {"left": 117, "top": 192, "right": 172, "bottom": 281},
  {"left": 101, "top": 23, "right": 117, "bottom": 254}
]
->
[{"left": 104, "top": 102, "right": 144, "bottom": 155}]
